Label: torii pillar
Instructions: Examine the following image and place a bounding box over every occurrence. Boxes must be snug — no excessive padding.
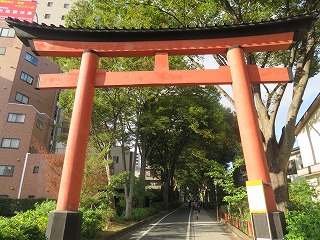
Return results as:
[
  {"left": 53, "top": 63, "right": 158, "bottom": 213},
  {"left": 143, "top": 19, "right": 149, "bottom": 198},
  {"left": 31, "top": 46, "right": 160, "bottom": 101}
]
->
[
  {"left": 228, "top": 46, "right": 277, "bottom": 211},
  {"left": 45, "top": 50, "right": 100, "bottom": 240},
  {"left": 7, "top": 14, "right": 316, "bottom": 240}
]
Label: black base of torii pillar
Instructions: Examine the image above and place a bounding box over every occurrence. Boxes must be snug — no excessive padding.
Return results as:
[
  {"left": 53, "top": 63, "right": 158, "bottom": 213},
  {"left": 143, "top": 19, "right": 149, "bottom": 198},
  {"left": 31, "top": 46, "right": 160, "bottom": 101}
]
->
[{"left": 46, "top": 211, "right": 82, "bottom": 240}]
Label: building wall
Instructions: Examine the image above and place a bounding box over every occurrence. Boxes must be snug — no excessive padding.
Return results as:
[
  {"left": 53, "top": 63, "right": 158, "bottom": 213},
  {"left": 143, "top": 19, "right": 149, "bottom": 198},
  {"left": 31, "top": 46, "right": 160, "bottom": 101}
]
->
[
  {"left": 18, "top": 154, "right": 47, "bottom": 199},
  {"left": 296, "top": 107, "right": 320, "bottom": 167},
  {"left": 0, "top": 21, "right": 60, "bottom": 198},
  {"left": 145, "top": 168, "right": 162, "bottom": 189},
  {"left": 35, "top": 0, "right": 76, "bottom": 26},
  {"left": 110, "top": 146, "right": 132, "bottom": 175}
]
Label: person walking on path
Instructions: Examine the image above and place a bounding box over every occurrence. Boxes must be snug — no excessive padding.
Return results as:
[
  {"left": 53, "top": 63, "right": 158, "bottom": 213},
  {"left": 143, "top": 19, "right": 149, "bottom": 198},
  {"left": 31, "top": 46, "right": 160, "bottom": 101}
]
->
[
  {"left": 191, "top": 208, "right": 238, "bottom": 240},
  {"left": 193, "top": 201, "right": 200, "bottom": 220}
]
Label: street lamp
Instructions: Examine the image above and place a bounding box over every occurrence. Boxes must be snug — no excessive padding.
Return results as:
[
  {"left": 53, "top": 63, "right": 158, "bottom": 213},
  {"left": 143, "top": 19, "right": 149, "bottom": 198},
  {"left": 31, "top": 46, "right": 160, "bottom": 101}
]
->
[{"left": 214, "top": 179, "right": 219, "bottom": 222}]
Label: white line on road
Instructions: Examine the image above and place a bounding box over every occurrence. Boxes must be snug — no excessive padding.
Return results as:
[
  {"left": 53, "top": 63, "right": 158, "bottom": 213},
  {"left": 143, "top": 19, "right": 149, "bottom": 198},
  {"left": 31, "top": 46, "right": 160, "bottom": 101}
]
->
[
  {"left": 136, "top": 205, "right": 185, "bottom": 240},
  {"left": 186, "top": 207, "right": 192, "bottom": 240}
]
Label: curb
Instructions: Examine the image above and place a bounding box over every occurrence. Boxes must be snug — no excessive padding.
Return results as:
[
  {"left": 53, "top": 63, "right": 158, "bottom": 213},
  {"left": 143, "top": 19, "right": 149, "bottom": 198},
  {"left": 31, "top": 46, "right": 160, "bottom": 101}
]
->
[{"left": 103, "top": 211, "right": 168, "bottom": 240}]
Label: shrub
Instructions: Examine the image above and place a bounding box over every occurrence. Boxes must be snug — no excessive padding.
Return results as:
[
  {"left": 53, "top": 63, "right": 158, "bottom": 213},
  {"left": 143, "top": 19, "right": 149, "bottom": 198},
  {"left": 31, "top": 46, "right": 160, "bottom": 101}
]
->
[
  {"left": 0, "top": 200, "right": 110, "bottom": 240},
  {"left": 285, "top": 179, "right": 320, "bottom": 239},
  {"left": 0, "top": 198, "right": 50, "bottom": 217},
  {"left": 0, "top": 200, "right": 56, "bottom": 239},
  {"left": 130, "top": 207, "right": 157, "bottom": 221},
  {"left": 151, "top": 202, "right": 165, "bottom": 212},
  {"left": 285, "top": 201, "right": 320, "bottom": 239},
  {"left": 0, "top": 217, "right": 27, "bottom": 240},
  {"left": 0, "top": 198, "right": 12, "bottom": 217},
  {"left": 80, "top": 208, "right": 104, "bottom": 240}
]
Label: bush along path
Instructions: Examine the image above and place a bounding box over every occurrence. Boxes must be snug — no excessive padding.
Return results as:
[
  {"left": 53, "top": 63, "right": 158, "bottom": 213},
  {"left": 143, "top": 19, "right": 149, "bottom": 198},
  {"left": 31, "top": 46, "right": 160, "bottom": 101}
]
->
[{"left": 0, "top": 199, "right": 169, "bottom": 240}]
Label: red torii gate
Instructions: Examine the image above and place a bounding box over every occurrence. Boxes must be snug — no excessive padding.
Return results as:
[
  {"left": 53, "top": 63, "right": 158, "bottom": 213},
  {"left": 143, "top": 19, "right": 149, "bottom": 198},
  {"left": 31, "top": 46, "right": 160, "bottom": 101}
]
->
[{"left": 7, "top": 14, "right": 315, "bottom": 239}]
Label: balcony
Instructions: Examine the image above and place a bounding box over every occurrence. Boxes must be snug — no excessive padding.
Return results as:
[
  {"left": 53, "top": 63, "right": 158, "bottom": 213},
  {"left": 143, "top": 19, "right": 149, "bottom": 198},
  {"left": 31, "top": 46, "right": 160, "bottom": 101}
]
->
[{"left": 297, "top": 163, "right": 320, "bottom": 177}]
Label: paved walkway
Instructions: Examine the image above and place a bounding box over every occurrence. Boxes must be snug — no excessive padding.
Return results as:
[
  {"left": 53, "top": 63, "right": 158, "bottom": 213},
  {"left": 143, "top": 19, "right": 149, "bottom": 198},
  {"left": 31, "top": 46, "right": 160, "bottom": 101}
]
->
[{"left": 190, "top": 209, "right": 237, "bottom": 240}]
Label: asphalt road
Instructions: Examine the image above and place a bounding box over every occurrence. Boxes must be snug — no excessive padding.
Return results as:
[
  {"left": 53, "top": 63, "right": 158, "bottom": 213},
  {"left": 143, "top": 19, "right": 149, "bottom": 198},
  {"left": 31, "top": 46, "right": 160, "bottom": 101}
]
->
[{"left": 117, "top": 205, "right": 192, "bottom": 240}]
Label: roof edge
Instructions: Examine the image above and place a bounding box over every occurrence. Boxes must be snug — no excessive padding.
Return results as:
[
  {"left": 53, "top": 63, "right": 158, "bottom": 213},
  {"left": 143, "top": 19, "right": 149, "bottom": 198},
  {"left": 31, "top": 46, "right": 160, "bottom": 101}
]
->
[
  {"left": 5, "top": 12, "right": 318, "bottom": 46},
  {"left": 295, "top": 93, "right": 320, "bottom": 135}
]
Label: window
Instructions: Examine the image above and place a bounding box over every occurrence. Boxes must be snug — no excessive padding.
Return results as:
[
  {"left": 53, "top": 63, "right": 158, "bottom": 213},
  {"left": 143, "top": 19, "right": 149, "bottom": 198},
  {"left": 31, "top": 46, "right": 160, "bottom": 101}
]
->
[
  {"left": 47, "top": 2, "right": 53, "bottom": 7},
  {"left": 7, "top": 113, "right": 26, "bottom": 123},
  {"left": 36, "top": 119, "right": 43, "bottom": 130},
  {"left": 0, "top": 47, "right": 6, "bottom": 55},
  {"left": 44, "top": 14, "right": 51, "bottom": 19},
  {"left": 28, "top": 195, "right": 35, "bottom": 198},
  {"left": 15, "top": 92, "right": 29, "bottom": 104},
  {"left": 25, "top": 52, "right": 38, "bottom": 66},
  {"left": 0, "top": 28, "right": 15, "bottom": 37},
  {"left": 1, "top": 138, "right": 20, "bottom": 149},
  {"left": 113, "top": 156, "right": 119, "bottom": 164},
  {"left": 61, "top": 15, "right": 65, "bottom": 20},
  {"left": 33, "top": 166, "right": 39, "bottom": 174},
  {"left": 0, "top": 165, "right": 15, "bottom": 177},
  {"left": 63, "top": 3, "right": 70, "bottom": 9},
  {"left": 20, "top": 72, "right": 34, "bottom": 84}
]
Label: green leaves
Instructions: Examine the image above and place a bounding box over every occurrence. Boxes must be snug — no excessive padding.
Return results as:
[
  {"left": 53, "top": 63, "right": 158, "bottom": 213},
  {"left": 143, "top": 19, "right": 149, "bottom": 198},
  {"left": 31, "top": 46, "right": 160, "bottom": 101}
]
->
[{"left": 286, "top": 179, "right": 320, "bottom": 239}]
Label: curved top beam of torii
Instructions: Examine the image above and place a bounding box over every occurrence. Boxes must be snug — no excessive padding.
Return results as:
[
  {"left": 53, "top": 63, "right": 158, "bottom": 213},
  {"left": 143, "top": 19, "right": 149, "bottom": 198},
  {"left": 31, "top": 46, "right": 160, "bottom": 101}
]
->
[{"left": 6, "top": 12, "right": 317, "bottom": 57}]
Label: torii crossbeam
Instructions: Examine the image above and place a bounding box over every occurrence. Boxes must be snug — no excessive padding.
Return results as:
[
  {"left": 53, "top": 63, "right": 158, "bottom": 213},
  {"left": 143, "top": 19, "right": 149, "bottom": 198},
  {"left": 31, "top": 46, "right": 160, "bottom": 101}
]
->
[{"left": 7, "top": 13, "right": 316, "bottom": 240}]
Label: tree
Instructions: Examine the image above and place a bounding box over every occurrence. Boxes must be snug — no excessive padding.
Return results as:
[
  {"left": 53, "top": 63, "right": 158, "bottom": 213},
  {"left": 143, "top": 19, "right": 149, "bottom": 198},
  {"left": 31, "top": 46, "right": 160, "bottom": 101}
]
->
[
  {"left": 31, "top": 138, "right": 64, "bottom": 199},
  {"left": 208, "top": 1, "right": 320, "bottom": 211},
  {"left": 145, "top": 86, "right": 240, "bottom": 209},
  {"left": 207, "top": 157, "right": 248, "bottom": 221}
]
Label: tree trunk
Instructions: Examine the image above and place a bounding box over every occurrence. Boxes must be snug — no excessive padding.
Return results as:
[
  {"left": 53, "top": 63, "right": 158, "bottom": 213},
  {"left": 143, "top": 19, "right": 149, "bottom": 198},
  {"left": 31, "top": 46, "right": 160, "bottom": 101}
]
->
[
  {"left": 125, "top": 125, "right": 139, "bottom": 218},
  {"left": 261, "top": 128, "right": 292, "bottom": 211},
  {"left": 140, "top": 133, "right": 147, "bottom": 183},
  {"left": 163, "top": 172, "right": 170, "bottom": 210}
]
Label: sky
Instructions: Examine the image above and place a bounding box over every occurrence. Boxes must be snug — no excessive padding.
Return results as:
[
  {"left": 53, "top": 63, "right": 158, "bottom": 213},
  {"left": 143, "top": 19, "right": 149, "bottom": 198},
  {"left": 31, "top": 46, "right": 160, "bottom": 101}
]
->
[{"left": 203, "top": 54, "right": 320, "bottom": 139}]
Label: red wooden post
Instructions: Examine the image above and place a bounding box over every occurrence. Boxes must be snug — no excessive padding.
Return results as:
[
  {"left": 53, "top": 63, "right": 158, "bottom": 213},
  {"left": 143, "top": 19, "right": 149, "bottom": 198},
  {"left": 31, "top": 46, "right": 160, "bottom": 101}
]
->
[
  {"left": 228, "top": 214, "right": 231, "bottom": 223},
  {"left": 227, "top": 46, "right": 277, "bottom": 212},
  {"left": 235, "top": 216, "right": 239, "bottom": 229},
  {"left": 247, "top": 221, "right": 253, "bottom": 237},
  {"left": 56, "top": 50, "right": 99, "bottom": 211}
]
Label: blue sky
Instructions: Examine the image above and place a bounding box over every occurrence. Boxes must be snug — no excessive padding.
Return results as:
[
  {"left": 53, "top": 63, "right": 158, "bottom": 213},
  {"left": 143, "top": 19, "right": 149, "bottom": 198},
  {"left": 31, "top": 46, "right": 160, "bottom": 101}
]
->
[{"left": 203, "top": 55, "right": 320, "bottom": 139}]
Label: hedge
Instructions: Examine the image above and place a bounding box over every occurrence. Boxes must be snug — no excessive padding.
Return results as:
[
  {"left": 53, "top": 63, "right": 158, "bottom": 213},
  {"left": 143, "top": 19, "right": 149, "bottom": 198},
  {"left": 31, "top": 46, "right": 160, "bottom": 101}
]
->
[{"left": 0, "top": 198, "right": 50, "bottom": 217}]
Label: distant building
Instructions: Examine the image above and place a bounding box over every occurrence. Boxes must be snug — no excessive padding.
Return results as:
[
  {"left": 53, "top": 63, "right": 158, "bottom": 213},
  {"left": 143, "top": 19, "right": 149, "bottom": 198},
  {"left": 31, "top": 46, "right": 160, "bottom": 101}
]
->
[
  {"left": 110, "top": 146, "right": 134, "bottom": 175},
  {"left": 288, "top": 93, "right": 320, "bottom": 188},
  {"left": 145, "top": 168, "right": 162, "bottom": 190}
]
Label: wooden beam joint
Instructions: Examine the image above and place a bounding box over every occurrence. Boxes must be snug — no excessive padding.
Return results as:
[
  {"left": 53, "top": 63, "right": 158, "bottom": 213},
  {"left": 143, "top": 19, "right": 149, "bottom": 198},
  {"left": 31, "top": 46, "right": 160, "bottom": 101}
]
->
[{"left": 155, "top": 52, "right": 169, "bottom": 71}]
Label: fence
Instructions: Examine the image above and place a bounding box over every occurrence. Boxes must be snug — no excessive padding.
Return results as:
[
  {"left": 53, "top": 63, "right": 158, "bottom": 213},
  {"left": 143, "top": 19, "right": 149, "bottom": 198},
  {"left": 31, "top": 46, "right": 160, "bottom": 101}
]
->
[{"left": 220, "top": 211, "right": 253, "bottom": 237}]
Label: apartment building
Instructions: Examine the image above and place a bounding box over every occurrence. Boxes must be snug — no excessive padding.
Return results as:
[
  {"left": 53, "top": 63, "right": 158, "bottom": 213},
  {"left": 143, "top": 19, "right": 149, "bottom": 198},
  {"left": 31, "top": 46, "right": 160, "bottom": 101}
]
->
[
  {"left": 0, "top": 0, "right": 79, "bottom": 198},
  {"left": 0, "top": 20, "right": 60, "bottom": 198}
]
